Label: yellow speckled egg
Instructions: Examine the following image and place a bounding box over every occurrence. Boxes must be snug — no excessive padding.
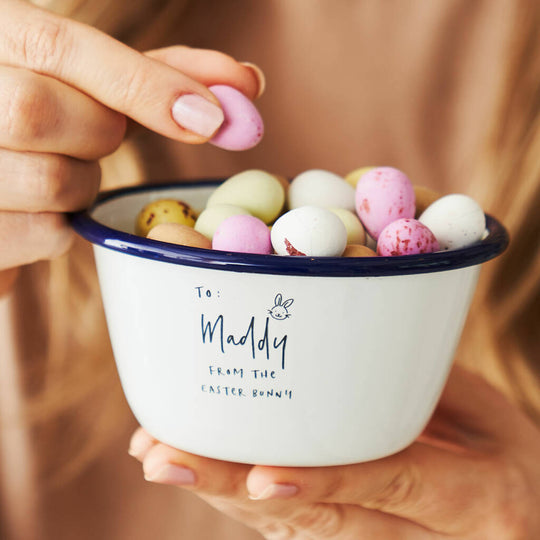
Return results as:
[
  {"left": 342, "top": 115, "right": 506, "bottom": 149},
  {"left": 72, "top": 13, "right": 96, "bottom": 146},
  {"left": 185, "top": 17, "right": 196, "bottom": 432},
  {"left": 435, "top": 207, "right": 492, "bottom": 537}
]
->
[
  {"left": 344, "top": 166, "right": 376, "bottom": 188},
  {"left": 135, "top": 199, "right": 197, "bottom": 236},
  {"left": 206, "top": 169, "right": 285, "bottom": 224},
  {"left": 342, "top": 244, "right": 377, "bottom": 257},
  {"left": 146, "top": 223, "right": 211, "bottom": 249},
  {"left": 328, "top": 208, "right": 366, "bottom": 245},
  {"left": 195, "top": 204, "right": 252, "bottom": 239}
]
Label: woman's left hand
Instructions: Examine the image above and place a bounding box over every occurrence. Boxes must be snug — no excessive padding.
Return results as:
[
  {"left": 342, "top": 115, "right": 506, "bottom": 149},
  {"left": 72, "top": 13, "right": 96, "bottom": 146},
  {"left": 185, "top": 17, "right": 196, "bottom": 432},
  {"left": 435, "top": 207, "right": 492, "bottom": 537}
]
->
[{"left": 129, "top": 366, "right": 540, "bottom": 539}]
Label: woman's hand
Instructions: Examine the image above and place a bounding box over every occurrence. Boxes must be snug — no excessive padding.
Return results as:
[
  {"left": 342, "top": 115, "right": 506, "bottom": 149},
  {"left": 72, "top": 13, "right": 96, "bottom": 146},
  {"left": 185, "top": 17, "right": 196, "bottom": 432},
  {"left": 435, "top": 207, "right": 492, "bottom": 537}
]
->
[
  {"left": 130, "top": 366, "right": 540, "bottom": 539},
  {"left": 0, "top": 0, "right": 263, "bottom": 293}
]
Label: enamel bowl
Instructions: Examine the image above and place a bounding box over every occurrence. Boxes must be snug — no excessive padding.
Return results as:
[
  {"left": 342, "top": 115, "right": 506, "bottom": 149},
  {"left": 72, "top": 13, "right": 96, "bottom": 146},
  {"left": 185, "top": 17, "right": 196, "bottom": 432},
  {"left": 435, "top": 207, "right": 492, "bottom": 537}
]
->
[{"left": 71, "top": 181, "right": 508, "bottom": 466}]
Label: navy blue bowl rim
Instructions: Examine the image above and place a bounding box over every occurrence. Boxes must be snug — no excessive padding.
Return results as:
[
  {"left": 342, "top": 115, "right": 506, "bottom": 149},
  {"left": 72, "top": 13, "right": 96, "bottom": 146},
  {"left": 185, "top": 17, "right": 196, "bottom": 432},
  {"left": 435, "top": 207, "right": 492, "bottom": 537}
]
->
[{"left": 70, "top": 179, "right": 509, "bottom": 277}]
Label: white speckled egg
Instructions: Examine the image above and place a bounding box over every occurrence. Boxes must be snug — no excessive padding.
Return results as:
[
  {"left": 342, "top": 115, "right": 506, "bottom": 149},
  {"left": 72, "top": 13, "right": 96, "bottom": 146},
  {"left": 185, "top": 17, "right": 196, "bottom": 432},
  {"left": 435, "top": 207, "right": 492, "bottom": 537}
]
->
[
  {"left": 206, "top": 169, "right": 285, "bottom": 224},
  {"left": 271, "top": 206, "right": 347, "bottom": 257},
  {"left": 194, "top": 204, "right": 251, "bottom": 239},
  {"left": 419, "top": 194, "right": 486, "bottom": 250},
  {"left": 288, "top": 169, "right": 355, "bottom": 211}
]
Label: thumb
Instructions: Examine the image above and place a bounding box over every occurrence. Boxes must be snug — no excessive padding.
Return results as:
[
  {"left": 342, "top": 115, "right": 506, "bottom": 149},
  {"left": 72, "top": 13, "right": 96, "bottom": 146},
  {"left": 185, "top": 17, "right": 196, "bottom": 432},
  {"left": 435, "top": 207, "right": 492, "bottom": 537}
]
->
[{"left": 145, "top": 46, "right": 265, "bottom": 101}]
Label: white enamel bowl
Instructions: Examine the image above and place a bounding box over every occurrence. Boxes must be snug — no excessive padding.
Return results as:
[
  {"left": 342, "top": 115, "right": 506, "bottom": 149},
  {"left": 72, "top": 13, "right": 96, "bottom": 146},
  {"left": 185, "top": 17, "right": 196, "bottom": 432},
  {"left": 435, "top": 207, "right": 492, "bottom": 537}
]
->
[{"left": 72, "top": 181, "right": 508, "bottom": 466}]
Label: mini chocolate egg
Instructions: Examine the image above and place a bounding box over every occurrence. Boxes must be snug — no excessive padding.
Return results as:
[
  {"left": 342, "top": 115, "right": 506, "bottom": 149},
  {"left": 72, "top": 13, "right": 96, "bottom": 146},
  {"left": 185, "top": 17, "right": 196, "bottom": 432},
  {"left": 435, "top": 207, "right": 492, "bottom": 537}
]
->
[
  {"left": 344, "top": 166, "right": 376, "bottom": 188},
  {"left": 135, "top": 198, "right": 197, "bottom": 237},
  {"left": 377, "top": 218, "right": 439, "bottom": 256},
  {"left": 288, "top": 169, "right": 355, "bottom": 211},
  {"left": 328, "top": 208, "right": 366, "bottom": 245},
  {"left": 355, "top": 167, "right": 416, "bottom": 239},
  {"left": 342, "top": 244, "right": 377, "bottom": 257},
  {"left": 212, "top": 214, "right": 272, "bottom": 254},
  {"left": 146, "top": 223, "right": 212, "bottom": 249},
  {"left": 206, "top": 169, "right": 285, "bottom": 224},
  {"left": 271, "top": 206, "right": 347, "bottom": 257},
  {"left": 209, "top": 85, "right": 264, "bottom": 151},
  {"left": 194, "top": 204, "right": 252, "bottom": 239},
  {"left": 419, "top": 194, "right": 486, "bottom": 250},
  {"left": 414, "top": 185, "right": 441, "bottom": 218}
]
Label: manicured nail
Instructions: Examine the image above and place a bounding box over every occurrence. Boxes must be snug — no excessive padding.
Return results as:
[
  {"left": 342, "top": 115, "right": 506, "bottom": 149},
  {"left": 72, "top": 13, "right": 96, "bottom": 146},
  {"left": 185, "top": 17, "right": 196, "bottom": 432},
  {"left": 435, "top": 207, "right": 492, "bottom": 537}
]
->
[
  {"left": 144, "top": 464, "right": 196, "bottom": 486},
  {"left": 248, "top": 483, "right": 299, "bottom": 501},
  {"left": 240, "top": 62, "right": 266, "bottom": 99},
  {"left": 172, "top": 94, "right": 224, "bottom": 137},
  {"left": 128, "top": 429, "right": 154, "bottom": 459}
]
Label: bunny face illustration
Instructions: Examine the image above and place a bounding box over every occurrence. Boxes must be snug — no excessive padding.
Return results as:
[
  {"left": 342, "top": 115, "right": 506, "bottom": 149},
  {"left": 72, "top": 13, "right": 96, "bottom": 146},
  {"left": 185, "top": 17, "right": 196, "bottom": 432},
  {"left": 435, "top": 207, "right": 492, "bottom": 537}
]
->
[{"left": 268, "top": 293, "right": 294, "bottom": 320}]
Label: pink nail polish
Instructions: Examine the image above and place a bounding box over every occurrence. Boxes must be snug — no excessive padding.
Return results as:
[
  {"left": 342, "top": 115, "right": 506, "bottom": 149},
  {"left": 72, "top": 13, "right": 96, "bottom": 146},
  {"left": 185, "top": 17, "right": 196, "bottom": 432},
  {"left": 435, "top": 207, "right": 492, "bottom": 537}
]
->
[
  {"left": 144, "top": 464, "right": 196, "bottom": 486},
  {"left": 172, "top": 94, "right": 224, "bottom": 138},
  {"left": 248, "top": 483, "right": 299, "bottom": 500},
  {"left": 128, "top": 430, "right": 153, "bottom": 459}
]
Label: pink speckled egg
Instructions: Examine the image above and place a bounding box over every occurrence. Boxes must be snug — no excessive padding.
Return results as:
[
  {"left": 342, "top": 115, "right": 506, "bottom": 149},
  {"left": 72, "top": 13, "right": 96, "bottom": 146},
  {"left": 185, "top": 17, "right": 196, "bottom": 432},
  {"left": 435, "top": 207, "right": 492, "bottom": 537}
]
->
[
  {"left": 377, "top": 219, "right": 439, "bottom": 256},
  {"left": 212, "top": 214, "right": 272, "bottom": 254},
  {"left": 209, "top": 85, "right": 264, "bottom": 151},
  {"left": 355, "top": 167, "right": 416, "bottom": 239}
]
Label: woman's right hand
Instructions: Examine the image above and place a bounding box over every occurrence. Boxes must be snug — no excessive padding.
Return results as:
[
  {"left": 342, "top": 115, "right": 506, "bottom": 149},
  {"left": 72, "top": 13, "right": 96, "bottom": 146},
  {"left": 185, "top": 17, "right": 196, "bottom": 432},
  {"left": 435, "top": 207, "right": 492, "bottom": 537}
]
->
[{"left": 0, "top": 0, "right": 263, "bottom": 294}]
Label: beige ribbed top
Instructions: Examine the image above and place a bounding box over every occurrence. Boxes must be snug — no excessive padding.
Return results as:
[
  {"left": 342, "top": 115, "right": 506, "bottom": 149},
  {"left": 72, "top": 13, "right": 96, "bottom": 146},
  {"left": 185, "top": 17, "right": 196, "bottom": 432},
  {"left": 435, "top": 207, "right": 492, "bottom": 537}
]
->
[{"left": 0, "top": 1, "right": 516, "bottom": 538}]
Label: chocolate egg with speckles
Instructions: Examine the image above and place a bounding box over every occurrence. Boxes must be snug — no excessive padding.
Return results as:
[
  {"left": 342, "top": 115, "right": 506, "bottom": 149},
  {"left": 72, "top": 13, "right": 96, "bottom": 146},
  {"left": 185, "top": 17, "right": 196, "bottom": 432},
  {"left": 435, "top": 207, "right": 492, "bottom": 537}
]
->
[
  {"left": 271, "top": 206, "right": 347, "bottom": 257},
  {"left": 355, "top": 167, "right": 415, "bottom": 240},
  {"left": 135, "top": 198, "right": 197, "bottom": 237}
]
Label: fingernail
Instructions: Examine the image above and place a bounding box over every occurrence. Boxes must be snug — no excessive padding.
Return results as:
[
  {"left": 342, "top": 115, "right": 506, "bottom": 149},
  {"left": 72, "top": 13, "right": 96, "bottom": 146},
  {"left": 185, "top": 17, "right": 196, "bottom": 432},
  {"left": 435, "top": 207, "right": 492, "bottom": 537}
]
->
[
  {"left": 248, "top": 483, "right": 299, "bottom": 501},
  {"left": 240, "top": 62, "right": 266, "bottom": 99},
  {"left": 128, "top": 429, "right": 154, "bottom": 459},
  {"left": 172, "top": 94, "right": 224, "bottom": 137},
  {"left": 144, "top": 464, "right": 196, "bottom": 486}
]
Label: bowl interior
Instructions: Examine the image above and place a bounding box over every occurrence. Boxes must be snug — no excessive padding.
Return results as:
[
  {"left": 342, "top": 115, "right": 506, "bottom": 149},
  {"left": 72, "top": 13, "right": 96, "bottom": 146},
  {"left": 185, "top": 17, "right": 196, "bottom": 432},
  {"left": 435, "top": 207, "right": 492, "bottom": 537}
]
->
[
  {"left": 91, "top": 183, "right": 217, "bottom": 234},
  {"left": 71, "top": 181, "right": 509, "bottom": 277}
]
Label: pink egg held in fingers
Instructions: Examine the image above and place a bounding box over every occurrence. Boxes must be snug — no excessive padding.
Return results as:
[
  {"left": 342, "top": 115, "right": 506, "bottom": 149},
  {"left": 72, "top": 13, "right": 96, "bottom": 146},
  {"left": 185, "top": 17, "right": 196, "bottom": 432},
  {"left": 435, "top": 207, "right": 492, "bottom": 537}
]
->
[
  {"left": 209, "top": 85, "right": 264, "bottom": 151},
  {"left": 355, "top": 167, "right": 416, "bottom": 239},
  {"left": 377, "top": 218, "right": 439, "bottom": 256},
  {"left": 212, "top": 214, "right": 272, "bottom": 254}
]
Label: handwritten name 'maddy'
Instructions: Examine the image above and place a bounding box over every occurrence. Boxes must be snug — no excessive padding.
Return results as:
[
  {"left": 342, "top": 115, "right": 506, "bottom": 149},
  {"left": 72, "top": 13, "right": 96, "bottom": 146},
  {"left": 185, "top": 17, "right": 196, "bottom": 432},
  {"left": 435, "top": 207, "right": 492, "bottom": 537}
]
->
[{"left": 200, "top": 314, "right": 287, "bottom": 369}]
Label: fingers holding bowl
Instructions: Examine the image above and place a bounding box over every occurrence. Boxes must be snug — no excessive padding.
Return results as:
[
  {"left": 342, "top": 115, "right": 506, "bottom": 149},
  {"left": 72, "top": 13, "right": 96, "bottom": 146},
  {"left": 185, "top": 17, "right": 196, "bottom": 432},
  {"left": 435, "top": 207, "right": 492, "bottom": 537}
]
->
[
  {"left": 245, "top": 442, "right": 529, "bottom": 537},
  {"left": 0, "top": 148, "right": 101, "bottom": 269},
  {"left": 0, "top": 211, "right": 74, "bottom": 270},
  {"left": 135, "top": 436, "right": 437, "bottom": 539},
  {"left": 141, "top": 442, "right": 253, "bottom": 500},
  {"left": 0, "top": 149, "right": 101, "bottom": 213}
]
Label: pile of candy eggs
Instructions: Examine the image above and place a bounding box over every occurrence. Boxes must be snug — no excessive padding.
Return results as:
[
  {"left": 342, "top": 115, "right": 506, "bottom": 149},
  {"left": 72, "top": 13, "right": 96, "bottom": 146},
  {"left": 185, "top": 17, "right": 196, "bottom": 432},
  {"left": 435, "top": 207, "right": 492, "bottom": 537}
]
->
[{"left": 135, "top": 167, "right": 487, "bottom": 258}]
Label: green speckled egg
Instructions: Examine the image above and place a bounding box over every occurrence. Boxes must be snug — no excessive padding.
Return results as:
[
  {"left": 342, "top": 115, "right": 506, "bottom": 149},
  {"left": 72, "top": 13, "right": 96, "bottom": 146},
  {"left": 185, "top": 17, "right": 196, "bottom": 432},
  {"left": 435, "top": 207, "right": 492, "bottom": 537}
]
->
[
  {"left": 194, "top": 204, "right": 251, "bottom": 239},
  {"left": 206, "top": 169, "right": 285, "bottom": 224}
]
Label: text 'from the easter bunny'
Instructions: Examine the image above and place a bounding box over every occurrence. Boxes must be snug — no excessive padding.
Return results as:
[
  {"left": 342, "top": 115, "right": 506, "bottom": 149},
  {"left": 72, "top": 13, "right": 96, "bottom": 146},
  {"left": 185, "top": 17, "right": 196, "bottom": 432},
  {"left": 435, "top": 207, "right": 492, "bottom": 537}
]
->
[{"left": 195, "top": 287, "right": 294, "bottom": 400}]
